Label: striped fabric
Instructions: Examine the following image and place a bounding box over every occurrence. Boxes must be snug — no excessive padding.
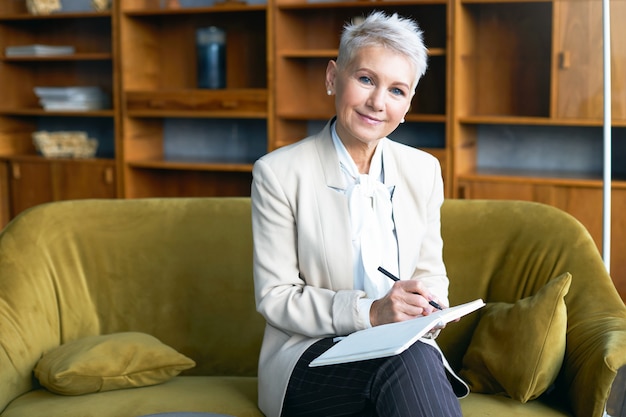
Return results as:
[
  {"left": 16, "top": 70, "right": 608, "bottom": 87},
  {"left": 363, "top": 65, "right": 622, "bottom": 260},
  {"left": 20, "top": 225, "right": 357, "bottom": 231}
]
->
[{"left": 282, "top": 338, "right": 462, "bottom": 417}]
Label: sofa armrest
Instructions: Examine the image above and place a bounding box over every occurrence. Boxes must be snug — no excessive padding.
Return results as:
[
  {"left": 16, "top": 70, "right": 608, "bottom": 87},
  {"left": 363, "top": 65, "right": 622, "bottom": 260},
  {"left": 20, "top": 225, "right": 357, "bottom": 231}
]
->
[
  {"left": 0, "top": 203, "right": 101, "bottom": 412},
  {"left": 563, "top": 292, "right": 626, "bottom": 417},
  {"left": 607, "top": 366, "right": 626, "bottom": 417},
  {"left": 440, "top": 199, "right": 626, "bottom": 417}
]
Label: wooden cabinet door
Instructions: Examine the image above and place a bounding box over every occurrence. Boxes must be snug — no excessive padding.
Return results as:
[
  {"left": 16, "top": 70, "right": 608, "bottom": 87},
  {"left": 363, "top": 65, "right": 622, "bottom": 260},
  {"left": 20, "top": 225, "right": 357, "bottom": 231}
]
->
[
  {"left": 553, "top": 0, "right": 626, "bottom": 120},
  {"left": 52, "top": 160, "right": 116, "bottom": 201},
  {"left": 9, "top": 159, "right": 116, "bottom": 220},
  {"left": 9, "top": 160, "right": 54, "bottom": 217}
]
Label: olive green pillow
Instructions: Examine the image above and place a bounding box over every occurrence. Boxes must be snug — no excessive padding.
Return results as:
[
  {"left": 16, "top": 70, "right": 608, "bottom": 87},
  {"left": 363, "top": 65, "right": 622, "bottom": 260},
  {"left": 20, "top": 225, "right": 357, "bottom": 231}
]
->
[
  {"left": 34, "top": 332, "right": 196, "bottom": 395},
  {"left": 459, "top": 272, "right": 571, "bottom": 403}
]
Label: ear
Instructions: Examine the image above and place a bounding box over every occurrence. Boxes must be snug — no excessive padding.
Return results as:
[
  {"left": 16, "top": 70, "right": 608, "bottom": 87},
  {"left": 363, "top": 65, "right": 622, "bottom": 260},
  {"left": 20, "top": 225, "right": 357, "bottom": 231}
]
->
[{"left": 325, "top": 60, "right": 338, "bottom": 93}]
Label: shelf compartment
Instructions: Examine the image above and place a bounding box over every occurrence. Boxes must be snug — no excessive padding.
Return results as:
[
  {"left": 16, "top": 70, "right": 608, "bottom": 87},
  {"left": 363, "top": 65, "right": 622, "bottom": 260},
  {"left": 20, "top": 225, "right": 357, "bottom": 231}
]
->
[
  {"left": 125, "top": 89, "right": 267, "bottom": 118},
  {"left": 275, "top": 4, "right": 447, "bottom": 52},
  {"left": 122, "top": 3, "right": 266, "bottom": 15},
  {"left": 124, "top": 166, "right": 252, "bottom": 199},
  {"left": 275, "top": 57, "right": 334, "bottom": 117},
  {"left": 121, "top": 8, "right": 266, "bottom": 91},
  {"left": 461, "top": 124, "right": 626, "bottom": 181},
  {"left": 389, "top": 122, "right": 446, "bottom": 149},
  {"left": 0, "top": 115, "right": 115, "bottom": 158},
  {"left": 0, "top": 60, "right": 114, "bottom": 109},
  {"left": 414, "top": 54, "right": 446, "bottom": 116},
  {"left": 0, "top": 115, "right": 38, "bottom": 155},
  {"left": 0, "top": 15, "right": 112, "bottom": 55},
  {"left": 457, "top": 2, "right": 552, "bottom": 118},
  {"left": 124, "top": 117, "right": 267, "bottom": 166}
]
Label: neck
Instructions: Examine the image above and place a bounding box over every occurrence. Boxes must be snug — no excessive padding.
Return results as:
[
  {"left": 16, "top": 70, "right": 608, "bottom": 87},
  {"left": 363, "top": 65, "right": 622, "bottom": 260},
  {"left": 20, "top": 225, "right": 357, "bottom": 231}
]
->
[{"left": 343, "top": 140, "right": 378, "bottom": 175}]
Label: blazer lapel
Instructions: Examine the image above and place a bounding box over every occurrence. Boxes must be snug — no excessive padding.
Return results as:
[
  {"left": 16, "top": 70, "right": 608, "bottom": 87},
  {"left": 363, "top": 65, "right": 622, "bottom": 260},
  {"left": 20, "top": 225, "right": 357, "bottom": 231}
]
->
[
  {"left": 383, "top": 142, "right": 416, "bottom": 281},
  {"left": 313, "top": 122, "right": 354, "bottom": 290}
]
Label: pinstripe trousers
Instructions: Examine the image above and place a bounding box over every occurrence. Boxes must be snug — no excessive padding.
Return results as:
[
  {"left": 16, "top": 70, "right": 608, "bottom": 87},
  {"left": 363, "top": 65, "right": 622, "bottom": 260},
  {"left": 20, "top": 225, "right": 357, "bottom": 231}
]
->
[{"left": 281, "top": 338, "right": 463, "bottom": 417}]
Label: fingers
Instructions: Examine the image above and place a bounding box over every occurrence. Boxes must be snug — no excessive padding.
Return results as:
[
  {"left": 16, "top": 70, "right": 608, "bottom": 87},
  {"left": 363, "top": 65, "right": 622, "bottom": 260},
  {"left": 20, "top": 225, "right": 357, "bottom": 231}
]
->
[
  {"left": 370, "top": 281, "right": 439, "bottom": 326},
  {"left": 395, "top": 280, "right": 438, "bottom": 314}
]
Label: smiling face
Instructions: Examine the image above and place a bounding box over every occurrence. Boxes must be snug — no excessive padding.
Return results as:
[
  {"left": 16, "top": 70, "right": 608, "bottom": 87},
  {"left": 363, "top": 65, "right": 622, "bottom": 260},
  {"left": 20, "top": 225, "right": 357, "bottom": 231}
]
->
[{"left": 326, "top": 45, "right": 416, "bottom": 150}]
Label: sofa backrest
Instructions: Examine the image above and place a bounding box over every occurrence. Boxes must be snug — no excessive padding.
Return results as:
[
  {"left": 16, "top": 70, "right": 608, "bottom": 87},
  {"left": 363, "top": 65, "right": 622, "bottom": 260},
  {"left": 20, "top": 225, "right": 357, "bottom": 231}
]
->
[{"left": 0, "top": 197, "right": 265, "bottom": 411}]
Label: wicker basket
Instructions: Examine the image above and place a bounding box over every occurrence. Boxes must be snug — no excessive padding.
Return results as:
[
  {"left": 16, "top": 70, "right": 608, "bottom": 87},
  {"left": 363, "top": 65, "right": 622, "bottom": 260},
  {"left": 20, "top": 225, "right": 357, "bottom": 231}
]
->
[
  {"left": 32, "top": 131, "right": 98, "bottom": 158},
  {"left": 26, "top": 0, "right": 62, "bottom": 15}
]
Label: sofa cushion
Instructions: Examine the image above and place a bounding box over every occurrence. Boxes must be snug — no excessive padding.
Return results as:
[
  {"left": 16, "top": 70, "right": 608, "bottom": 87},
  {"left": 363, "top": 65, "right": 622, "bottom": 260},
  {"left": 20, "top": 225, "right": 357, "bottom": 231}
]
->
[
  {"left": 459, "top": 272, "right": 571, "bottom": 403},
  {"left": 1, "top": 376, "right": 264, "bottom": 417},
  {"left": 34, "top": 332, "right": 196, "bottom": 395}
]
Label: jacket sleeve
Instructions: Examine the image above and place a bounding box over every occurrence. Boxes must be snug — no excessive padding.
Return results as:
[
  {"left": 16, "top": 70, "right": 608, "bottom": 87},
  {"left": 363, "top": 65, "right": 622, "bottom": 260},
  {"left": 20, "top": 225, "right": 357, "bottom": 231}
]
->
[{"left": 251, "top": 158, "right": 368, "bottom": 339}]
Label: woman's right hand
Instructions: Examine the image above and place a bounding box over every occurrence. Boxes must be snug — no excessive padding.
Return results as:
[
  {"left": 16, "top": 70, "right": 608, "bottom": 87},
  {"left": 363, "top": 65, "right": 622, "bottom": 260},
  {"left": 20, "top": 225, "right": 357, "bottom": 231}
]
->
[{"left": 369, "top": 280, "right": 440, "bottom": 326}]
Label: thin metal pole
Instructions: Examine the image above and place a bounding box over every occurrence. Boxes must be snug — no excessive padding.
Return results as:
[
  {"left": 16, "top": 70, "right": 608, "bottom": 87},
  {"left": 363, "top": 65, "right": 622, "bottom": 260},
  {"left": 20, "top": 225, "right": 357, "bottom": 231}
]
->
[{"left": 602, "top": 0, "right": 612, "bottom": 273}]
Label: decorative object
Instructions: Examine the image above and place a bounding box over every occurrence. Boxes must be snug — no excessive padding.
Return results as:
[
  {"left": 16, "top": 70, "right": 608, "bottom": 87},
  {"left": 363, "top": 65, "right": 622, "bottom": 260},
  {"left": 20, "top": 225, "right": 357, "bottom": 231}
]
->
[
  {"left": 26, "top": 0, "right": 61, "bottom": 15},
  {"left": 32, "top": 131, "right": 98, "bottom": 158},
  {"left": 91, "top": 0, "right": 111, "bottom": 11},
  {"left": 196, "top": 26, "right": 226, "bottom": 89},
  {"left": 34, "top": 86, "right": 110, "bottom": 111},
  {"left": 5, "top": 45, "right": 74, "bottom": 57}
]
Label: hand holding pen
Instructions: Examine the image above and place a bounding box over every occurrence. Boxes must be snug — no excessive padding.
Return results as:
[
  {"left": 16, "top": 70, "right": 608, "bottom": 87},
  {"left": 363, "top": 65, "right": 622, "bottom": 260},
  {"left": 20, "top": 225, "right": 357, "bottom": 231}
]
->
[
  {"left": 369, "top": 267, "right": 445, "bottom": 326},
  {"left": 377, "top": 266, "right": 443, "bottom": 310}
]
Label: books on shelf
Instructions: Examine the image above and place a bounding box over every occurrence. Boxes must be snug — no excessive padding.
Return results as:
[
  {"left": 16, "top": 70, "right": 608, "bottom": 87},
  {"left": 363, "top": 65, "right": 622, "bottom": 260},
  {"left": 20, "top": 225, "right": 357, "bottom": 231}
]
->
[
  {"left": 4, "top": 45, "right": 75, "bottom": 57},
  {"left": 34, "top": 86, "right": 110, "bottom": 111},
  {"left": 309, "top": 299, "right": 485, "bottom": 367}
]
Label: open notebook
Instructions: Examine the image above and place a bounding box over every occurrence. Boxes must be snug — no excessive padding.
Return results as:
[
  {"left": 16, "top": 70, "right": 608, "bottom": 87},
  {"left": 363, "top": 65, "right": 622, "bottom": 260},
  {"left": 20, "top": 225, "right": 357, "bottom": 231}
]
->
[{"left": 309, "top": 299, "right": 485, "bottom": 367}]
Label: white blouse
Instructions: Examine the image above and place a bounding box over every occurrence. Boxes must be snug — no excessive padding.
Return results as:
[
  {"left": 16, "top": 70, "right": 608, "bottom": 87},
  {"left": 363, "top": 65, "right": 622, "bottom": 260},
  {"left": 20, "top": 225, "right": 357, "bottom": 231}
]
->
[{"left": 331, "top": 123, "right": 399, "bottom": 326}]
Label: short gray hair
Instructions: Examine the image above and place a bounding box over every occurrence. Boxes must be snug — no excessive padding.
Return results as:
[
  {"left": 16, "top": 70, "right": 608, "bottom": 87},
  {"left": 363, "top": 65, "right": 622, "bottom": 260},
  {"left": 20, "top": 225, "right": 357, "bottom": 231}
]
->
[{"left": 336, "top": 11, "right": 428, "bottom": 89}]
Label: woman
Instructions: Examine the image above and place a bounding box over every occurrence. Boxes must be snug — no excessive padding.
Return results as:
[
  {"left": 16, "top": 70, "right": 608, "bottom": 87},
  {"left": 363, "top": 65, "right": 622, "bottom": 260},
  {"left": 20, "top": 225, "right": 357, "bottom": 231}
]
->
[{"left": 252, "top": 11, "right": 466, "bottom": 417}]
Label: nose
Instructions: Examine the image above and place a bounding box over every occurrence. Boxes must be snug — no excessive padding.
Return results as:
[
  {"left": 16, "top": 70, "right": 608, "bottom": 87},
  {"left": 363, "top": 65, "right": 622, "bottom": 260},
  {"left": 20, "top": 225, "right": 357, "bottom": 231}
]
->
[{"left": 367, "top": 87, "right": 385, "bottom": 112}]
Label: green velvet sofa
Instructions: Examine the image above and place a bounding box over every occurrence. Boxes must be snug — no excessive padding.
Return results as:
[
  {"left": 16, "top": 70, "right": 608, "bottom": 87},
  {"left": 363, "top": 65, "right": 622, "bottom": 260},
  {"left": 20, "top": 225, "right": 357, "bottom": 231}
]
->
[{"left": 0, "top": 197, "right": 624, "bottom": 417}]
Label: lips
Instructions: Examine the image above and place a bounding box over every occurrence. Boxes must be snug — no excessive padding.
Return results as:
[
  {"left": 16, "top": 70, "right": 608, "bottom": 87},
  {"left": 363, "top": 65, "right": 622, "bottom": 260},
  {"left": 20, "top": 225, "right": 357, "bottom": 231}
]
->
[{"left": 358, "top": 112, "right": 383, "bottom": 124}]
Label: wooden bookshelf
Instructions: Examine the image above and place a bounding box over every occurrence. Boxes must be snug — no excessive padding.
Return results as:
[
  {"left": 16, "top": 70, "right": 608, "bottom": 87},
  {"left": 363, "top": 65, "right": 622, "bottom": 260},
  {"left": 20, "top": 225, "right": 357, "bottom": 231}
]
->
[
  {"left": 0, "top": 2, "right": 119, "bottom": 221},
  {"left": 0, "top": 0, "right": 624, "bottom": 298}
]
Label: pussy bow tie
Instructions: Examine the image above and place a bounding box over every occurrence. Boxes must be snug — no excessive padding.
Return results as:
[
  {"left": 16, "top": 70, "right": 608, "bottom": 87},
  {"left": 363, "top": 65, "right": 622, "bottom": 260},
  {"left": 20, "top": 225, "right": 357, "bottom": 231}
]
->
[{"left": 347, "top": 174, "right": 397, "bottom": 298}]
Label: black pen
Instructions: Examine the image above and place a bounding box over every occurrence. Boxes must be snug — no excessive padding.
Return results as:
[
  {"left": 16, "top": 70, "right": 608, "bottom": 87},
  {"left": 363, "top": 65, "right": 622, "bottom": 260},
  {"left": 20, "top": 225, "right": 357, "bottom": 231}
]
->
[{"left": 377, "top": 266, "right": 443, "bottom": 310}]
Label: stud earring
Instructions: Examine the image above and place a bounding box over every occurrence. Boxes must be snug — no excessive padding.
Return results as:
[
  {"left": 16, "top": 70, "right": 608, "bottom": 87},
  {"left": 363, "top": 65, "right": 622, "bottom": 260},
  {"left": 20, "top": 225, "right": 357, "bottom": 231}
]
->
[
  {"left": 400, "top": 118, "right": 406, "bottom": 124},
  {"left": 326, "top": 90, "right": 332, "bottom": 96}
]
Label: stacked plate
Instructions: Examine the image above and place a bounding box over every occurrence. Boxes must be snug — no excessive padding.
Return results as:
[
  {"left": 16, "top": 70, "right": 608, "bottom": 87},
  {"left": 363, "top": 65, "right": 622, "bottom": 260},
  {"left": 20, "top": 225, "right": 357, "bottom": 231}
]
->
[{"left": 34, "top": 86, "right": 110, "bottom": 111}]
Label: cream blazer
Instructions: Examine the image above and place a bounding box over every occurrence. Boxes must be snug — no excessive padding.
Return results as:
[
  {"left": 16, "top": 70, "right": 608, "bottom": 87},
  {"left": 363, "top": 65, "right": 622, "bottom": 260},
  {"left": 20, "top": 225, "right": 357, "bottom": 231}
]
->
[{"left": 251, "top": 120, "right": 449, "bottom": 417}]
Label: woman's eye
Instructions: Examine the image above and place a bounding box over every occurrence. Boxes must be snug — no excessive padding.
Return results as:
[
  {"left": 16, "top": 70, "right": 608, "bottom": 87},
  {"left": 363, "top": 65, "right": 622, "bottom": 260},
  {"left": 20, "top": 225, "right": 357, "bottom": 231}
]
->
[
  {"left": 391, "top": 87, "right": 406, "bottom": 97},
  {"left": 358, "top": 76, "right": 373, "bottom": 85}
]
